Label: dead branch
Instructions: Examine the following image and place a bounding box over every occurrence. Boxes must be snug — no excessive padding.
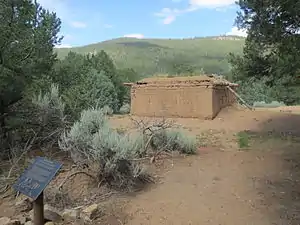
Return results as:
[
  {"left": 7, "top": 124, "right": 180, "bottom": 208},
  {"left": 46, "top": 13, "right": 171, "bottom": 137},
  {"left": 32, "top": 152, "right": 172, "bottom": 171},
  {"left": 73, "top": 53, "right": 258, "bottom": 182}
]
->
[
  {"left": 130, "top": 116, "right": 176, "bottom": 134},
  {"left": 0, "top": 133, "right": 37, "bottom": 194},
  {"left": 129, "top": 116, "right": 180, "bottom": 161},
  {"left": 58, "top": 171, "right": 97, "bottom": 190},
  {"left": 144, "top": 134, "right": 154, "bottom": 151}
]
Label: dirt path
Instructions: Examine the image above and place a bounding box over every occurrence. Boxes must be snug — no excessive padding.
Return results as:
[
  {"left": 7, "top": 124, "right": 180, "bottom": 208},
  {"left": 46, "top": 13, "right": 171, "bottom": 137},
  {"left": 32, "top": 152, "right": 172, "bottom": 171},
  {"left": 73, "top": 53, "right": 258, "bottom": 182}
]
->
[
  {"left": 109, "top": 108, "right": 300, "bottom": 225},
  {"left": 122, "top": 150, "right": 281, "bottom": 224},
  {"left": 2, "top": 107, "right": 300, "bottom": 225}
]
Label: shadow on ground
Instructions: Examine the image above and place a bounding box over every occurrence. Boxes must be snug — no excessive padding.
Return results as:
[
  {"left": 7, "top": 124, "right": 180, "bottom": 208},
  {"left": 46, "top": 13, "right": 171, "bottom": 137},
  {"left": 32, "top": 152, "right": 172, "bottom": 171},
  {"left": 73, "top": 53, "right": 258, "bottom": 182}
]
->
[{"left": 249, "top": 113, "right": 300, "bottom": 224}]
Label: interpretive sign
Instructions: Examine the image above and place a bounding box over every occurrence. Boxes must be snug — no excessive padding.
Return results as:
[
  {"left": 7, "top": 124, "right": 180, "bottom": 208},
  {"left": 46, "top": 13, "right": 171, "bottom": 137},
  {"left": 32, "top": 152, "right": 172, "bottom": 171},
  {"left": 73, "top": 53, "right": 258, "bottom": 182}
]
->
[{"left": 13, "top": 157, "right": 62, "bottom": 200}]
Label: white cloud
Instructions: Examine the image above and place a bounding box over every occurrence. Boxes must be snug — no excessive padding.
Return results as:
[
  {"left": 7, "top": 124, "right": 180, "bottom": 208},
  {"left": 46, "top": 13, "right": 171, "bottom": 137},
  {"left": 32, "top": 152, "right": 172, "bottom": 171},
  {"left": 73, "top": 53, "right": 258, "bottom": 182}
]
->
[
  {"left": 70, "top": 21, "right": 87, "bottom": 28},
  {"left": 226, "top": 26, "right": 247, "bottom": 37},
  {"left": 123, "top": 34, "right": 144, "bottom": 39},
  {"left": 154, "top": 8, "right": 182, "bottom": 25},
  {"left": 155, "top": 0, "right": 236, "bottom": 24},
  {"left": 189, "top": 0, "right": 235, "bottom": 8}
]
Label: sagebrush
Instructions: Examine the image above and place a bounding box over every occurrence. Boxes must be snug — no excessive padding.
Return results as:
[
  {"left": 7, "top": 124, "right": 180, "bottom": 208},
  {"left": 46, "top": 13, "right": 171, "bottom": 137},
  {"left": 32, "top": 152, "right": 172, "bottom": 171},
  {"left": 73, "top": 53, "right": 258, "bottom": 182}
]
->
[
  {"left": 151, "top": 129, "right": 197, "bottom": 154},
  {"left": 59, "top": 108, "right": 150, "bottom": 190}
]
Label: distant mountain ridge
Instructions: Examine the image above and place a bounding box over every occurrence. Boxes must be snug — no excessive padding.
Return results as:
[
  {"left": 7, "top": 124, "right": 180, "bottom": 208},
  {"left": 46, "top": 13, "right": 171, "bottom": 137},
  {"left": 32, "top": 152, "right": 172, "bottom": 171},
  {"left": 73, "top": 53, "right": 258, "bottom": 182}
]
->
[{"left": 55, "top": 36, "right": 245, "bottom": 76}]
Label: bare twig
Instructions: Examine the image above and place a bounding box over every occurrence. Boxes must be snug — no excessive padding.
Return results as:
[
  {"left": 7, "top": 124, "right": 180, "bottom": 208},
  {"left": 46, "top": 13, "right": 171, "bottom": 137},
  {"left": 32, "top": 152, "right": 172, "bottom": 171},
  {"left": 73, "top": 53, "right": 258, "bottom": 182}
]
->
[
  {"left": 129, "top": 116, "right": 179, "bottom": 161},
  {"left": 0, "top": 133, "right": 37, "bottom": 194},
  {"left": 144, "top": 134, "right": 154, "bottom": 151}
]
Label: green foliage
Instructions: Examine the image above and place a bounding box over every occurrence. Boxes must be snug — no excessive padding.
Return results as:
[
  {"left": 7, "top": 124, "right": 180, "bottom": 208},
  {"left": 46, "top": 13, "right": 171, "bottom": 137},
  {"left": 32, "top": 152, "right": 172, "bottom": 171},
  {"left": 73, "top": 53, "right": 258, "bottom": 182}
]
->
[
  {"left": 63, "top": 69, "right": 118, "bottom": 118},
  {"left": 237, "top": 131, "right": 249, "bottom": 149},
  {"left": 236, "top": 0, "right": 300, "bottom": 59},
  {"left": 0, "top": 0, "right": 62, "bottom": 153},
  {"left": 235, "top": 77, "right": 275, "bottom": 105},
  {"left": 51, "top": 51, "right": 136, "bottom": 116},
  {"left": 253, "top": 101, "right": 286, "bottom": 108},
  {"left": 119, "top": 103, "right": 130, "bottom": 114},
  {"left": 59, "top": 108, "right": 150, "bottom": 190},
  {"left": 56, "top": 37, "right": 245, "bottom": 77},
  {"left": 102, "top": 105, "right": 114, "bottom": 115},
  {"left": 151, "top": 129, "right": 197, "bottom": 154},
  {"left": 32, "top": 84, "right": 65, "bottom": 123},
  {"left": 31, "top": 84, "right": 66, "bottom": 144},
  {"left": 229, "top": 0, "right": 300, "bottom": 105},
  {"left": 51, "top": 52, "right": 90, "bottom": 90}
]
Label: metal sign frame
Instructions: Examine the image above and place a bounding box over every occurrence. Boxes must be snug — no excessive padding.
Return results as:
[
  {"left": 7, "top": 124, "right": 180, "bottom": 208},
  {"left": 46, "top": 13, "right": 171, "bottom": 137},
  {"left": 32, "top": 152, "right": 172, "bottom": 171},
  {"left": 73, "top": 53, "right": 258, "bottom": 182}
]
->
[{"left": 13, "top": 157, "right": 62, "bottom": 200}]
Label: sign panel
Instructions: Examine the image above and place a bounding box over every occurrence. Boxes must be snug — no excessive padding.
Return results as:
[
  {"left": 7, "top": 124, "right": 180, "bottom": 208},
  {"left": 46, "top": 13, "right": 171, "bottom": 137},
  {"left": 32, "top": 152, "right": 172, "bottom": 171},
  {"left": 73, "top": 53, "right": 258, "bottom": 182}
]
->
[{"left": 13, "top": 157, "right": 62, "bottom": 200}]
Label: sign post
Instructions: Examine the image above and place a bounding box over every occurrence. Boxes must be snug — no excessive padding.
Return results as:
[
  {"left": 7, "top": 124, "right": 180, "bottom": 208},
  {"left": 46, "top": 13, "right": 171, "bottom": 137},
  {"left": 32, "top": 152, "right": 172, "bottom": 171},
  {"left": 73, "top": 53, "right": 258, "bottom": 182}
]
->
[
  {"left": 33, "top": 192, "right": 44, "bottom": 225},
  {"left": 13, "top": 157, "right": 62, "bottom": 225}
]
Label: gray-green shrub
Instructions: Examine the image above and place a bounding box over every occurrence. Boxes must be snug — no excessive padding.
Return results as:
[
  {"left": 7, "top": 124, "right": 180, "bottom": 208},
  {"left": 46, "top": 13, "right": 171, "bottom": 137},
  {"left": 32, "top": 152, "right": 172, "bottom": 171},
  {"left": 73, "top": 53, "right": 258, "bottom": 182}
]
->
[
  {"left": 151, "top": 129, "right": 197, "bottom": 154},
  {"left": 59, "top": 108, "right": 149, "bottom": 190},
  {"left": 119, "top": 103, "right": 130, "bottom": 114},
  {"left": 30, "top": 84, "right": 66, "bottom": 147},
  {"left": 253, "top": 101, "right": 286, "bottom": 108}
]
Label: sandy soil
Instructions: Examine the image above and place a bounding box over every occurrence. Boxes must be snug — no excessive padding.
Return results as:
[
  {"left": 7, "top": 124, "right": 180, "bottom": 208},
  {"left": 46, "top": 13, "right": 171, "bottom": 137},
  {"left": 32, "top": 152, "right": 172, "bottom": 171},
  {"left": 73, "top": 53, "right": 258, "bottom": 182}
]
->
[
  {"left": 109, "top": 107, "right": 300, "bottom": 225},
  {"left": 1, "top": 106, "right": 300, "bottom": 225}
]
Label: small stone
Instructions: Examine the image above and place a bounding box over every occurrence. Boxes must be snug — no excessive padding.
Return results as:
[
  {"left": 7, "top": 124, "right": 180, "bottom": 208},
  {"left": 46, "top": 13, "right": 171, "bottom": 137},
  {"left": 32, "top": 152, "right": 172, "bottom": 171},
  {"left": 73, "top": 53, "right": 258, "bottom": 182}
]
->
[
  {"left": 14, "top": 214, "right": 30, "bottom": 224},
  {"left": 0, "top": 217, "right": 10, "bottom": 225},
  {"left": 0, "top": 218, "right": 21, "bottom": 225},
  {"left": 44, "top": 222, "right": 55, "bottom": 225},
  {"left": 15, "top": 198, "right": 33, "bottom": 213},
  {"left": 14, "top": 217, "right": 25, "bottom": 225},
  {"left": 82, "top": 204, "right": 102, "bottom": 220},
  {"left": 62, "top": 209, "right": 80, "bottom": 221},
  {"left": 24, "top": 222, "right": 33, "bottom": 225},
  {"left": 7, "top": 220, "right": 21, "bottom": 225},
  {"left": 44, "top": 205, "right": 62, "bottom": 222}
]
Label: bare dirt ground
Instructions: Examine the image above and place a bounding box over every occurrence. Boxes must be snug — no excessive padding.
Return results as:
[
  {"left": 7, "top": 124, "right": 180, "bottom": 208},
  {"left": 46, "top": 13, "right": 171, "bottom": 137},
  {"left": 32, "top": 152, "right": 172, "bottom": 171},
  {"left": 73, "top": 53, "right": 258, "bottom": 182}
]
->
[
  {"left": 2, "top": 106, "right": 300, "bottom": 225},
  {"left": 108, "top": 106, "right": 300, "bottom": 225}
]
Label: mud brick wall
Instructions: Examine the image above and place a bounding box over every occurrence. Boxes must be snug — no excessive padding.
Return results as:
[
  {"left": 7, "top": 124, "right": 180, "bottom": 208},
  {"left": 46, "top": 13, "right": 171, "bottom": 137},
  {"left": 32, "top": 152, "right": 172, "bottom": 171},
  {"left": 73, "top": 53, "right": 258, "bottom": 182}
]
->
[
  {"left": 212, "top": 86, "right": 237, "bottom": 112},
  {"left": 131, "top": 84, "right": 218, "bottom": 119}
]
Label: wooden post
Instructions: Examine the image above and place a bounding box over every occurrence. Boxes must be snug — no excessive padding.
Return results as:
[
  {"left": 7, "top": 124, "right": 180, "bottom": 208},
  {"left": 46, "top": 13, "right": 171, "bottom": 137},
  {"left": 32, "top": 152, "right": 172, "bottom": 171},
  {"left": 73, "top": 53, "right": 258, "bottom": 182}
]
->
[
  {"left": 227, "top": 86, "right": 253, "bottom": 110},
  {"left": 33, "top": 192, "right": 44, "bottom": 225}
]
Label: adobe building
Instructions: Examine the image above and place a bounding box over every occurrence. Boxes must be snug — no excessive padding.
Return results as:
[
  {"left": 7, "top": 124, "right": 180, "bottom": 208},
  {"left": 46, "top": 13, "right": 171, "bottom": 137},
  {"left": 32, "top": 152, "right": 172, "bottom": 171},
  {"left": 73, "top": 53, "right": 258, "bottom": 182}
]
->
[{"left": 124, "top": 75, "right": 238, "bottom": 119}]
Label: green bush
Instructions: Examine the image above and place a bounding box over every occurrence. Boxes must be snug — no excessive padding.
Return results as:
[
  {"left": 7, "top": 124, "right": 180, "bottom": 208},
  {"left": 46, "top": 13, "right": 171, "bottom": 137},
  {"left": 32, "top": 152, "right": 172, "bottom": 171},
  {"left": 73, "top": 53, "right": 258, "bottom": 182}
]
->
[
  {"left": 59, "top": 108, "right": 149, "bottom": 190},
  {"left": 102, "top": 105, "right": 113, "bottom": 115},
  {"left": 237, "top": 131, "right": 250, "bottom": 149},
  {"left": 119, "top": 103, "right": 130, "bottom": 114},
  {"left": 30, "top": 84, "right": 66, "bottom": 147},
  {"left": 63, "top": 70, "right": 118, "bottom": 119},
  {"left": 151, "top": 129, "right": 197, "bottom": 154},
  {"left": 253, "top": 101, "right": 286, "bottom": 108},
  {"left": 236, "top": 77, "right": 275, "bottom": 106}
]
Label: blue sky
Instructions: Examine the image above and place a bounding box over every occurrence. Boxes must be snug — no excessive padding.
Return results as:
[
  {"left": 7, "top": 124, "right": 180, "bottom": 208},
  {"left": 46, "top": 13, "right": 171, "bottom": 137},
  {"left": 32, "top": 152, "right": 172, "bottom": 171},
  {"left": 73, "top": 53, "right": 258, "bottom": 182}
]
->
[{"left": 38, "top": 0, "right": 247, "bottom": 48}]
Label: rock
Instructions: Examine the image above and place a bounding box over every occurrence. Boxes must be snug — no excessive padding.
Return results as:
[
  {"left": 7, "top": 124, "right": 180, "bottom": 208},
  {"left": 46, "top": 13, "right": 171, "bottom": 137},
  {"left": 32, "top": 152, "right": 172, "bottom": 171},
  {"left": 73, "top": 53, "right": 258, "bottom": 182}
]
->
[
  {"left": 24, "top": 222, "right": 33, "bottom": 225},
  {"left": 7, "top": 220, "right": 21, "bottom": 225},
  {"left": 62, "top": 209, "right": 80, "bottom": 221},
  {"left": 14, "top": 215, "right": 30, "bottom": 224},
  {"left": 15, "top": 198, "right": 33, "bottom": 213},
  {"left": 0, "top": 217, "right": 10, "bottom": 225},
  {"left": 81, "top": 204, "right": 102, "bottom": 220},
  {"left": 0, "top": 217, "right": 21, "bottom": 225},
  {"left": 15, "top": 217, "right": 25, "bottom": 225},
  {"left": 44, "top": 222, "right": 55, "bottom": 225},
  {"left": 44, "top": 205, "right": 62, "bottom": 222}
]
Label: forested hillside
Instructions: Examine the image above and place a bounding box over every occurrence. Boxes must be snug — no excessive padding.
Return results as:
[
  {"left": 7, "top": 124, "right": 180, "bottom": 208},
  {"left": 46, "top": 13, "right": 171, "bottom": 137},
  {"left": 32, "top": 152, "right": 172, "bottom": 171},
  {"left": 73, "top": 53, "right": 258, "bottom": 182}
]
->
[{"left": 55, "top": 36, "right": 245, "bottom": 77}]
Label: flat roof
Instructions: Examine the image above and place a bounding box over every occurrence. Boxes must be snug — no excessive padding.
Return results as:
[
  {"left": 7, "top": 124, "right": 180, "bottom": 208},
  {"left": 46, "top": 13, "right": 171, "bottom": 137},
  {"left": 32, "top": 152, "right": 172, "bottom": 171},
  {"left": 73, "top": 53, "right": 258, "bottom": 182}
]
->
[{"left": 133, "top": 75, "right": 238, "bottom": 86}]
